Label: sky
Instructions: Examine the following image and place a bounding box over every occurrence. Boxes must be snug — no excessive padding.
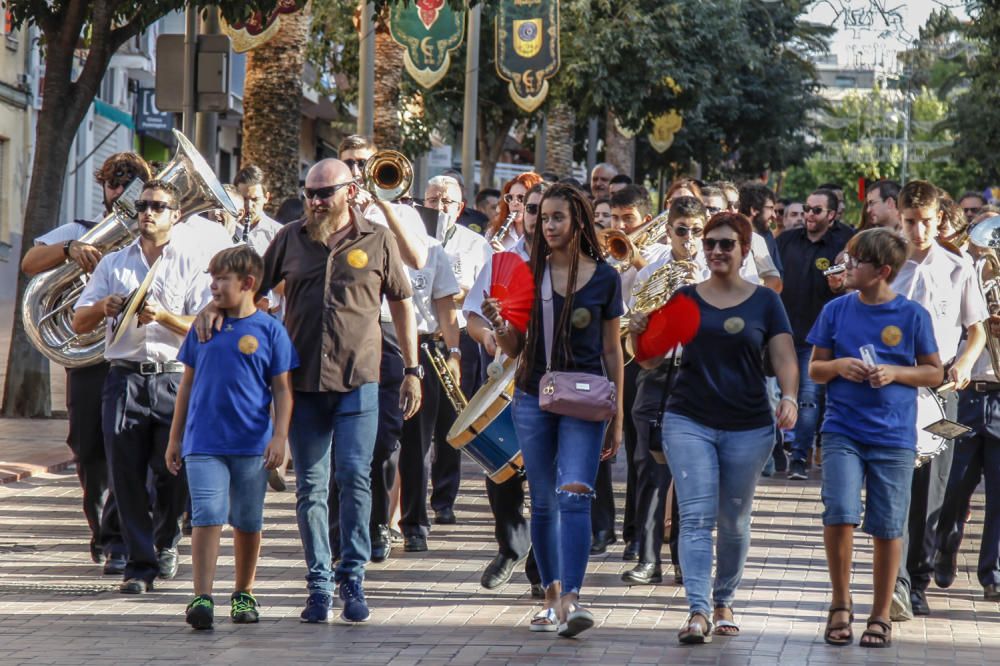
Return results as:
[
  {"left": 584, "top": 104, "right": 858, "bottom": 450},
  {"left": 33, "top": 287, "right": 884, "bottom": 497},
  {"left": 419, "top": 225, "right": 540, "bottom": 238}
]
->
[{"left": 805, "top": 0, "right": 970, "bottom": 71}]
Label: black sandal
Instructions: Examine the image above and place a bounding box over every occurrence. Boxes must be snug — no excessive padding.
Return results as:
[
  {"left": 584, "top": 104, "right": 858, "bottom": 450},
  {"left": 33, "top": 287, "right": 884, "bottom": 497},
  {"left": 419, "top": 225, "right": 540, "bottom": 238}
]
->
[
  {"left": 859, "top": 617, "right": 892, "bottom": 648},
  {"left": 823, "top": 605, "right": 854, "bottom": 646}
]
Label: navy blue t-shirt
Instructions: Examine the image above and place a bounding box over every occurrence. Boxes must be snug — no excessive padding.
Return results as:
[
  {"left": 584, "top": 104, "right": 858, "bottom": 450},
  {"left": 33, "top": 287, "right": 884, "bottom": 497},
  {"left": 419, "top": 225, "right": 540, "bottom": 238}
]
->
[
  {"left": 666, "top": 284, "right": 792, "bottom": 430},
  {"left": 807, "top": 293, "right": 937, "bottom": 449},
  {"left": 177, "top": 310, "right": 299, "bottom": 457},
  {"left": 521, "top": 261, "right": 624, "bottom": 395}
]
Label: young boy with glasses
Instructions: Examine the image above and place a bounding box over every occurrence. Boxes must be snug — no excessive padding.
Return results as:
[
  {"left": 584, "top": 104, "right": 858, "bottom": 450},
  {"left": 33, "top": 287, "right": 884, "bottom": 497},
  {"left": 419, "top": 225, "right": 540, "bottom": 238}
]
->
[{"left": 807, "top": 228, "right": 943, "bottom": 648}]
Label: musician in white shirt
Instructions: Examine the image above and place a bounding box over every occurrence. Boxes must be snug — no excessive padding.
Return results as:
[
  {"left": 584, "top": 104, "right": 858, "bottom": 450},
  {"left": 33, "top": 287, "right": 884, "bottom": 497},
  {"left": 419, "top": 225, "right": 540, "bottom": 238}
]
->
[
  {"left": 890, "top": 180, "right": 988, "bottom": 620},
  {"left": 72, "top": 180, "right": 213, "bottom": 595}
]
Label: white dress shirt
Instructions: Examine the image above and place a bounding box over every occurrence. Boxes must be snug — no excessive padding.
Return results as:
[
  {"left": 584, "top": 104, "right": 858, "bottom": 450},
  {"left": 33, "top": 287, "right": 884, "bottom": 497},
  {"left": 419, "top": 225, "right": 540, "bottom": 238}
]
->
[
  {"left": 171, "top": 214, "right": 235, "bottom": 265},
  {"left": 244, "top": 213, "right": 284, "bottom": 257},
  {"left": 749, "top": 232, "right": 779, "bottom": 280},
  {"left": 410, "top": 242, "right": 460, "bottom": 335},
  {"left": 75, "top": 238, "right": 213, "bottom": 363},
  {"left": 894, "top": 242, "right": 987, "bottom": 364},
  {"left": 35, "top": 221, "right": 92, "bottom": 246},
  {"left": 443, "top": 223, "right": 492, "bottom": 328},
  {"left": 463, "top": 237, "right": 530, "bottom": 323}
]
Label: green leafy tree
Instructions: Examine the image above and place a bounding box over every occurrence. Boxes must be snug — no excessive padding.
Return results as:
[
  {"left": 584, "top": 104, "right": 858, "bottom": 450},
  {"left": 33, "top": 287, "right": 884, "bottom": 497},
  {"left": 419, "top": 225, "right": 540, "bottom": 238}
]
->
[{"left": 3, "top": 0, "right": 288, "bottom": 417}]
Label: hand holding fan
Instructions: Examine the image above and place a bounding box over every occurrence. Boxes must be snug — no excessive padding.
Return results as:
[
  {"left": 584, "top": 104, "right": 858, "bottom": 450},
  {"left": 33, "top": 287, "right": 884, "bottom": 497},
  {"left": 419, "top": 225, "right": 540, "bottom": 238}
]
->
[
  {"left": 489, "top": 252, "right": 535, "bottom": 334},
  {"left": 634, "top": 292, "right": 700, "bottom": 363}
]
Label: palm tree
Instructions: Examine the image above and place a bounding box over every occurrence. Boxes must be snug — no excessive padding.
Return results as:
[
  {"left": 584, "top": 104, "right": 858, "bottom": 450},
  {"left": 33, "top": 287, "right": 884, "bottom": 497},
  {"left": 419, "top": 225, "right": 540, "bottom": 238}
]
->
[
  {"left": 605, "top": 111, "right": 635, "bottom": 177},
  {"left": 544, "top": 102, "right": 575, "bottom": 178},
  {"left": 373, "top": 11, "right": 404, "bottom": 149}
]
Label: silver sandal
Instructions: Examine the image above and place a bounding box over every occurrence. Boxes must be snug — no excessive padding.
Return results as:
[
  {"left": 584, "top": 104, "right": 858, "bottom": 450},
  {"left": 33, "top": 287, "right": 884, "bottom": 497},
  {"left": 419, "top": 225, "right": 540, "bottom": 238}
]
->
[
  {"left": 557, "top": 602, "right": 595, "bottom": 638},
  {"left": 529, "top": 607, "right": 559, "bottom": 632}
]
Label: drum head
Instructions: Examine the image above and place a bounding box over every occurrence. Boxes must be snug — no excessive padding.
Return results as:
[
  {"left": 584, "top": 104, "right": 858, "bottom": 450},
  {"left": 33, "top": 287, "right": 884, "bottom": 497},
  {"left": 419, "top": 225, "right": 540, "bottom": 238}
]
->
[
  {"left": 110, "top": 256, "right": 161, "bottom": 347},
  {"left": 447, "top": 359, "right": 516, "bottom": 445}
]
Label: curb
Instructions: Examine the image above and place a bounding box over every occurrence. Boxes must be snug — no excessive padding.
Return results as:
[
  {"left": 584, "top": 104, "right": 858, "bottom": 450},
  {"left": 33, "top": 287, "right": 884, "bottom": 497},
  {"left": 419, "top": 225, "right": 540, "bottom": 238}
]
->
[{"left": 0, "top": 458, "right": 74, "bottom": 485}]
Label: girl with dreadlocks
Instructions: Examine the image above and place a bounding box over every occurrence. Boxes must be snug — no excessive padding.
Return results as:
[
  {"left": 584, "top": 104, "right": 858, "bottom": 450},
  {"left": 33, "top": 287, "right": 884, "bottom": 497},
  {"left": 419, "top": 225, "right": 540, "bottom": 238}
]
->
[{"left": 483, "top": 183, "right": 624, "bottom": 638}]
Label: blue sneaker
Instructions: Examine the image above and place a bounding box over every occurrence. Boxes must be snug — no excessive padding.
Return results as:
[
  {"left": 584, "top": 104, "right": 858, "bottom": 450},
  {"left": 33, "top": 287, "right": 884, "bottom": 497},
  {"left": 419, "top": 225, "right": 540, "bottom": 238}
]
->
[
  {"left": 299, "top": 591, "right": 335, "bottom": 623},
  {"left": 338, "top": 579, "right": 370, "bottom": 623}
]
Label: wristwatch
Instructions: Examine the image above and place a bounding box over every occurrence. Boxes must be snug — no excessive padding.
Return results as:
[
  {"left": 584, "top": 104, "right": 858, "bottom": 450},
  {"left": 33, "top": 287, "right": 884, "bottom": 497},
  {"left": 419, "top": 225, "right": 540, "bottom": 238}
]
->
[
  {"left": 448, "top": 346, "right": 462, "bottom": 360},
  {"left": 404, "top": 365, "right": 425, "bottom": 379},
  {"left": 63, "top": 240, "right": 73, "bottom": 258}
]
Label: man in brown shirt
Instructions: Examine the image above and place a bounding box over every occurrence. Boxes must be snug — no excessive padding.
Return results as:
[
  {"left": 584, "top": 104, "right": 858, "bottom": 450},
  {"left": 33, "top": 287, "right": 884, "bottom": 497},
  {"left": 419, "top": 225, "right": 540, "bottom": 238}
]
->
[{"left": 196, "top": 159, "right": 420, "bottom": 624}]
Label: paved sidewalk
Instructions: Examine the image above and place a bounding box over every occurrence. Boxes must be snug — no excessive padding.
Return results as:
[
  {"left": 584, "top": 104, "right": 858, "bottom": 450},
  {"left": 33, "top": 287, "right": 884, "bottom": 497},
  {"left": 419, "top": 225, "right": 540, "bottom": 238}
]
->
[{"left": 0, "top": 455, "right": 998, "bottom": 665}]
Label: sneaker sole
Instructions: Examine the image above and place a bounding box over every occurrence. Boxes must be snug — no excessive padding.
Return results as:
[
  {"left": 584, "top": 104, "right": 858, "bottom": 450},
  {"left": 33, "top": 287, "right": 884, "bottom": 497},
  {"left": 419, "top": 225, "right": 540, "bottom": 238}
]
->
[
  {"left": 557, "top": 613, "right": 594, "bottom": 638},
  {"left": 186, "top": 614, "right": 214, "bottom": 630},
  {"left": 232, "top": 614, "right": 260, "bottom": 624},
  {"left": 340, "top": 611, "right": 370, "bottom": 623}
]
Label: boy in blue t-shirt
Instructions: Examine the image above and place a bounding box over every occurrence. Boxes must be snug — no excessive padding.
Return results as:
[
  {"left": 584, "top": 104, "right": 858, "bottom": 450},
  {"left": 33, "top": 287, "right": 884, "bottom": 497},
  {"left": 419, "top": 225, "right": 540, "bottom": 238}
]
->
[
  {"left": 807, "top": 228, "right": 943, "bottom": 648},
  {"left": 166, "top": 245, "right": 297, "bottom": 630}
]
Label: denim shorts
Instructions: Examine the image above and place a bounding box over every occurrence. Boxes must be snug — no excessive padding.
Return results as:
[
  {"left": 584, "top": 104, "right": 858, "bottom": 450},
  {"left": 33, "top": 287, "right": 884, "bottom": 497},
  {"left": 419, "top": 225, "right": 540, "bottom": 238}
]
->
[
  {"left": 820, "top": 432, "right": 915, "bottom": 539},
  {"left": 185, "top": 454, "right": 269, "bottom": 532}
]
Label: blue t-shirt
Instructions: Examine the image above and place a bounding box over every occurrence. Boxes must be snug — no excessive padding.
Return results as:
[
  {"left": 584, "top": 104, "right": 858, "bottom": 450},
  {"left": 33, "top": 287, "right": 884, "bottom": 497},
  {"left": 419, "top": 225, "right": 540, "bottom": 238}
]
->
[
  {"left": 666, "top": 285, "right": 792, "bottom": 430},
  {"left": 177, "top": 310, "right": 299, "bottom": 457},
  {"left": 521, "top": 261, "right": 624, "bottom": 395},
  {"left": 806, "top": 292, "right": 937, "bottom": 449}
]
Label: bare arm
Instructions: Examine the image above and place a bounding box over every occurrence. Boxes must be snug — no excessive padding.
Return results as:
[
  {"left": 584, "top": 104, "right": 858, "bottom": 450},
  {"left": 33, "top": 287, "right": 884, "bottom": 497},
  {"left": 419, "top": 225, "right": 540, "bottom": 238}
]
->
[
  {"left": 375, "top": 200, "right": 427, "bottom": 270},
  {"left": 433, "top": 295, "right": 462, "bottom": 381},
  {"left": 763, "top": 275, "right": 784, "bottom": 294},
  {"left": 165, "top": 366, "right": 196, "bottom": 475},
  {"left": 22, "top": 240, "right": 102, "bottom": 276},
  {"left": 950, "top": 321, "right": 986, "bottom": 389},
  {"left": 601, "top": 317, "right": 625, "bottom": 459},
  {"left": 466, "top": 312, "right": 498, "bottom": 356},
  {"left": 72, "top": 294, "right": 123, "bottom": 334},
  {"left": 388, "top": 297, "right": 423, "bottom": 420},
  {"left": 768, "top": 332, "right": 799, "bottom": 429},
  {"left": 263, "top": 371, "right": 294, "bottom": 470}
]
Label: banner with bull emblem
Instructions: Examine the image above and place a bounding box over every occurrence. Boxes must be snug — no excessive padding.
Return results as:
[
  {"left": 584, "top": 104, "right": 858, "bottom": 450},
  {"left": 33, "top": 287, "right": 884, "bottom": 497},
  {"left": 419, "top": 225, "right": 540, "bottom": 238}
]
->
[
  {"left": 389, "top": 1, "right": 466, "bottom": 89},
  {"left": 221, "top": 0, "right": 305, "bottom": 53},
  {"left": 496, "top": 0, "right": 560, "bottom": 113}
]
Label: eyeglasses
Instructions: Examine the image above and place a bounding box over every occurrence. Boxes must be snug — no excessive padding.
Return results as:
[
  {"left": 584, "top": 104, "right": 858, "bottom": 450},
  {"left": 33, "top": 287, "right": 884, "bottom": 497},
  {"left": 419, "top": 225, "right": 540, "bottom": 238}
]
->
[
  {"left": 674, "top": 225, "right": 703, "bottom": 238},
  {"left": 135, "top": 200, "right": 176, "bottom": 213},
  {"left": 343, "top": 158, "right": 368, "bottom": 172},
  {"left": 844, "top": 256, "right": 874, "bottom": 269},
  {"left": 303, "top": 182, "right": 352, "bottom": 201},
  {"left": 703, "top": 238, "right": 737, "bottom": 252},
  {"left": 964, "top": 206, "right": 983, "bottom": 215},
  {"left": 503, "top": 193, "right": 525, "bottom": 204},
  {"left": 525, "top": 203, "right": 540, "bottom": 215},
  {"left": 425, "top": 197, "right": 460, "bottom": 208},
  {"left": 805, "top": 206, "right": 828, "bottom": 215}
]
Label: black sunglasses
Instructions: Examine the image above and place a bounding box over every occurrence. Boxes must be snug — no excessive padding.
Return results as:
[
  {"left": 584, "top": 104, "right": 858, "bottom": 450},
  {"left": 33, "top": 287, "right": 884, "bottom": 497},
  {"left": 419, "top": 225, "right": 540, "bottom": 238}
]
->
[
  {"left": 303, "top": 182, "right": 352, "bottom": 201},
  {"left": 503, "top": 193, "right": 525, "bottom": 204},
  {"left": 805, "top": 206, "right": 828, "bottom": 215},
  {"left": 525, "top": 203, "right": 540, "bottom": 215},
  {"left": 135, "top": 200, "right": 176, "bottom": 213},
  {"left": 674, "top": 225, "right": 703, "bottom": 238},
  {"left": 343, "top": 158, "right": 367, "bottom": 171},
  {"left": 703, "top": 238, "right": 737, "bottom": 252}
]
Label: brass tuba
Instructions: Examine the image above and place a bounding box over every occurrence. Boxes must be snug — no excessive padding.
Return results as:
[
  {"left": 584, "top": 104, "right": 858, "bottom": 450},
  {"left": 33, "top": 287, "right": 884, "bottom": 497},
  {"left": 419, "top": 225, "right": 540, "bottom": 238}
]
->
[
  {"left": 620, "top": 259, "right": 700, "bottom": 349},
  {"left": 969, "top": 215, "right": 1000, "bottom": 378},
  {"left": 22, "top": 130, "right": 237, "bottom": 368},
  {"left": 362, "top": 150, "right": 413, "bottom": 202},
  {"left": 599, "top": 210, "right": 672, "bottom": 272}
]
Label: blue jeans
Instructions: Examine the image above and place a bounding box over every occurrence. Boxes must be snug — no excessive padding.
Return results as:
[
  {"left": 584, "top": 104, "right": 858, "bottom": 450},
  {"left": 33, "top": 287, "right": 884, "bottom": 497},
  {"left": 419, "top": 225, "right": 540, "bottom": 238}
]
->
[
  {"left": 289, "top": 384, "right": 378, "bottom": 592},
  {"left": 661, "top": 412, "right": 774, "bottom": 615},
  {"left": 791, "top": 344, "right": 826, "bottom": 464},
  {"left": 512, "top": 390, "right": 605, "bottom": 596}
]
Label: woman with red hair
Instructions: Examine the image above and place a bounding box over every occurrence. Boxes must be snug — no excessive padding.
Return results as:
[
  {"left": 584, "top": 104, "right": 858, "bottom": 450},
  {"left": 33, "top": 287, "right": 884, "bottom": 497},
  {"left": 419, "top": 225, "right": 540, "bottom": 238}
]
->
[{"left": 487, "top": 172, "right": 544, "bottom": 251}]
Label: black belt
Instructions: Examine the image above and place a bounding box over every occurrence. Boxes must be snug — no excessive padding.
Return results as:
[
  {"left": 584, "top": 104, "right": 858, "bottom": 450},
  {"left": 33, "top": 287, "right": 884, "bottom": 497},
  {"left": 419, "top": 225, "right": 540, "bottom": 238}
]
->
[
  {"left": 970, "top": 381, "right": 1000, "bottom": 393},
  {"left": 110, "top": 360, "right": 184, "bottom": 376}
]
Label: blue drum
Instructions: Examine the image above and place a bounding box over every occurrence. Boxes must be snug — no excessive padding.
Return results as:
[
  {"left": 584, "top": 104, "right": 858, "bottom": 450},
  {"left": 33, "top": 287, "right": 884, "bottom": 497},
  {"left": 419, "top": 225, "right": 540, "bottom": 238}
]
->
[{"left": 447, "top": 360, "right": 523, "bottom": 483}]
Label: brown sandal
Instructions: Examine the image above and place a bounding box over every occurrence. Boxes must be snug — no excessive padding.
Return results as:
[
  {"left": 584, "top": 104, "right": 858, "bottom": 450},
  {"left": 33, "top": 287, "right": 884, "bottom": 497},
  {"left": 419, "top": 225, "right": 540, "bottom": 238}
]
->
[
  {"left": 859, "top": 617, "right": 892, "bottom": 648},
  {"left": 823, "top": 605, "right": 854, "bottom": 646}
]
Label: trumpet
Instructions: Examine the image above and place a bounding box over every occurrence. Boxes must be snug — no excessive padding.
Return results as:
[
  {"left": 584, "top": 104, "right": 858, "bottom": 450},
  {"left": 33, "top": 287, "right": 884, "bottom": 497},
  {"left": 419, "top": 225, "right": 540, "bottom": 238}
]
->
[
  {"left": 599, "top": 211, "right": 672, "bottom": 272},
  {"left": 362, "top": 150, "right": 413, "bottom": 202},
  {"left": 422, "top": 342, "right": 467, "bottom": 412}
]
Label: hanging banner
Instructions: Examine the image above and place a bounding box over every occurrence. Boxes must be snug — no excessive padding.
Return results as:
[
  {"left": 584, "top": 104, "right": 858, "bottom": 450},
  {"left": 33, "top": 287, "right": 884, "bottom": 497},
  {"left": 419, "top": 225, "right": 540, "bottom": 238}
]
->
[
  {"left": 495, "top": 0, "right": 560, "bottom": 113},
  {"left": 221, "top": 0, "right": 305, "bottom": 53},
  {"left": 648, "top": 110, "right": 683, "bottom": 154},
  {"left": 388, "top": 1, "right": 466, "bottom": 89}
]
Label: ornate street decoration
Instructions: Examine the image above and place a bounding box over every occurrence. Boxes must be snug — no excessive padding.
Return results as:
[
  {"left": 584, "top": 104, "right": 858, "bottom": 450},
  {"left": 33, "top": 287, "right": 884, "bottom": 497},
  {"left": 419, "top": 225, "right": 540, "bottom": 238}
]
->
[
  {"left": 495, "top": 0, "right": 560, "bottom": 113},
  {"left": 649, "top": 110, "right": 683, "bottom": 153},
  {"left": 388, "top": 0, "right": 466, "bottom": 89},
  {"left": 222, "top": 0, "right": 306, "bottom": 53}
]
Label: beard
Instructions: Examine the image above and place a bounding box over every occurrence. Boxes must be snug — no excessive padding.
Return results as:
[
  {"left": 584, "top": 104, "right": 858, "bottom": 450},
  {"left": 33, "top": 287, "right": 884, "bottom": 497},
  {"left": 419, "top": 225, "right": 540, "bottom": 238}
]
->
[{"left": 306, "top": 205, "right": 338, "bottom": 243}]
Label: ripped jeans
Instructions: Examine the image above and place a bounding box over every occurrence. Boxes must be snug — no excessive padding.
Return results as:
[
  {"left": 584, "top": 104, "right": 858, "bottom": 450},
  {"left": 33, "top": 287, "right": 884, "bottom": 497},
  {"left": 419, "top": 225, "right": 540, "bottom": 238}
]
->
[
  {"left": 512, "top": 390, "right": 606, "bottom": 596},
  {"left": 661, "top": 411, "right": 774, "bottom": 616}
]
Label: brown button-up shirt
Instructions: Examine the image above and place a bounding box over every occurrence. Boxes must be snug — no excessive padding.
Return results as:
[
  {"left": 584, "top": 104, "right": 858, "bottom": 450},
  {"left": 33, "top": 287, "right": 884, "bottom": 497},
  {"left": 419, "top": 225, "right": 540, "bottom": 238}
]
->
[{"left": 260, "top": 210, "right": 412, "bottom": 393}]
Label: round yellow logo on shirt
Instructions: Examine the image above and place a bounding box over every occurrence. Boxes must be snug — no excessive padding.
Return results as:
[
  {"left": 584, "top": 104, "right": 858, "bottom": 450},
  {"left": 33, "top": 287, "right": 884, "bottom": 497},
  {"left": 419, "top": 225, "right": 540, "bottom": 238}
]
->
[
  {"left": 571, "top": 307, "right": 592, "bottom": 329},
  {"left": 469, "top": 223, "right": 482, "bottom": 234},
  {"left": 881, "top": 325, "right": 903, "bottom": 347},
  {"left": 815, "top": 257, "right": 831, "bottom": 271},
  {"left": 238, "top": 335, "right": 259, "bottom": 355},
  {"left": 347, "top": 249, "right": 369, "bottom": 269},
  {"left": 724, "top": 317, "right": 745, "bottom": 334}
]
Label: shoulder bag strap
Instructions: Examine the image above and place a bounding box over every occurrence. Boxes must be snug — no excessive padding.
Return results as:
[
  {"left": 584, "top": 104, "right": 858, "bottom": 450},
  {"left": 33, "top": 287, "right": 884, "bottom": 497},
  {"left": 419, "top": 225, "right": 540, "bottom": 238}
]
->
[{"left": 542, "top": 262, "right": 554, "bottom": 372}]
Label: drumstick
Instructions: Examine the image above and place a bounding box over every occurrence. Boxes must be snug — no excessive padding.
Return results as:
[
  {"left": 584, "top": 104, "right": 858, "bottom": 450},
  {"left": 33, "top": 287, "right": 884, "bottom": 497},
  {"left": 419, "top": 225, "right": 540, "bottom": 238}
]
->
[
  {"left": 486, "top": 348, "right": 504, "bottom": 381},
  {"left": 935, "top": 381, "right": 957, "bottom": 395}
]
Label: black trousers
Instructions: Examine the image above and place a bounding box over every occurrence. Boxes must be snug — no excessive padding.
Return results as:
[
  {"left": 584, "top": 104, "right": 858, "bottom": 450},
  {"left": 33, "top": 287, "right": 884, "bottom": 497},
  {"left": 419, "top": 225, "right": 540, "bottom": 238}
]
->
[
  {"left": 935, "top": 390, "right": 1000, "bottom": 586},
  {"left": 67, "top": 362, "right": 124, "bottom": 557},
  {"left": 102, "top": 367, "right": 186, "bottom": 583},
  {"left": 592, "top": 360, "right": 640, "bottom": 541},
  {"left": 430, "top": 331, "right": 484, "bottom": 513},
  {"left": 486, "top": 472, "right": 540, "bottom": 584},
  {"left": 631, "top": 419, "right": 679, "bottom": 566},
  {"left": 899, "top": 391, "right": 958, "bottom": 593}
]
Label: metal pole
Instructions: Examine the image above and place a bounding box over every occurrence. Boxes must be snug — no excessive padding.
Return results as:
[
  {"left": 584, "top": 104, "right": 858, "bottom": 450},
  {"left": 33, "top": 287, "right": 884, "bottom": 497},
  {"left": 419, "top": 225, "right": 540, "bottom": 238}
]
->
[
  {"left": 182, "top": 7, "right": 197, "bottom": 138},
  {"left": 461, "top": 4, "right": 481, "bottom": 200},
  {"left": 586, "top": 116, "right": 598, "bottom": 174},
  {"left": 195, "top": 6, "right": 220, "bottom": 165},
  {"left": 535, "top": 115, "right": 547, "bottom": 174},
  {"left": 357, "top": 2, "right": 376, "bottom": 138},
  {"left": 900, "top": 90, "right": 911, "bottom": 184}
]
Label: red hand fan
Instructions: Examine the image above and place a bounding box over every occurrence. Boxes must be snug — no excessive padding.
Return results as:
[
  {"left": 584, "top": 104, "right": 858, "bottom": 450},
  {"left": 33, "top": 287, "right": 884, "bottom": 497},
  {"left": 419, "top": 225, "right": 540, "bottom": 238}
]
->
[
  {"left": 635, "top": 292, "right": 700, "bottom": 363},
  {"left": 490, "top": 252, "right": 535, "bottom": 334}
]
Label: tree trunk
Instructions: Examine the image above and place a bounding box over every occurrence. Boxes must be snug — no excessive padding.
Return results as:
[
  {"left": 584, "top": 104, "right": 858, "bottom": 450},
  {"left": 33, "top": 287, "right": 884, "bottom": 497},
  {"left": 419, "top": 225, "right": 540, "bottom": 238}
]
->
[
  {"left": 544, "top": 102, "right": 575, "bottom": 178},
  {"left": 373, "top": 15, "right": 404, "bottom": 149},
  {"left": 605, "top": 110, "right": 636, "bottom": 177},
  {"left": 477, "top": 109, "right": 515, "bottom": 190},
  {"left": 243, "top": 6, "right": 311, "bottom": 215}
]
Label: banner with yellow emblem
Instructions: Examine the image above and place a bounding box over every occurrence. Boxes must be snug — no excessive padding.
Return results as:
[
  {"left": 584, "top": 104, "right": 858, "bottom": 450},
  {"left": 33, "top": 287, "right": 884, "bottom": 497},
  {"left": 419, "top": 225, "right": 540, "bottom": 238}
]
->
[
  {"left": 388, "top": 1, "right": 466, "bottom": 89},
  {"left": 495, "top": 0, "right": 560, "bottom": 113},
  {"left": 221, "top": 0, "right": 306, "bottom": 53}
]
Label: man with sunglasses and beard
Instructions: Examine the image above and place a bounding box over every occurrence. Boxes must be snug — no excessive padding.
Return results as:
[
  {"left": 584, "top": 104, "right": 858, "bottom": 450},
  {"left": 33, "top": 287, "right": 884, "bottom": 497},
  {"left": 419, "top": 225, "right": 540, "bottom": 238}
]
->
[
  {"left": 22, "top": 152, "right": 152, "bottom": 577},
  {"left": 72, "top": 180, "right": 213, "bottom": 594},
  {"left": 196, "top": 159, "right": 420, "bottom": 624},
  {"left": 777, "top": 189, "right": 854, "bottom": 481}
]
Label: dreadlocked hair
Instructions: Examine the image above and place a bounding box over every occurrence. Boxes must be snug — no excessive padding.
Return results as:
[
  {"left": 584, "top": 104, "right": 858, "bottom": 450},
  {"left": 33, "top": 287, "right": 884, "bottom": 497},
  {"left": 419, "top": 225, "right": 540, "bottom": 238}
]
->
[{"left": 516, "top": 183, "right": 604, "bottom": 388}]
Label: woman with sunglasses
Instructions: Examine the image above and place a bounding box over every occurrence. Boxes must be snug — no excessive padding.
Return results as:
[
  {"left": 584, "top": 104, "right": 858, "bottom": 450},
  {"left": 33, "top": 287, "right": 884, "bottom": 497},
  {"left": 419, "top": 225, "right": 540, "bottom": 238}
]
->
[
  {"left": 483, "top": 184, "right": 624, "bottom": 638},
  {"left": 486, "top": 172, "right": 544, "bottom": 252},
  {"left": 660, "top": 212, "right": 799, "bottom": 644}
]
